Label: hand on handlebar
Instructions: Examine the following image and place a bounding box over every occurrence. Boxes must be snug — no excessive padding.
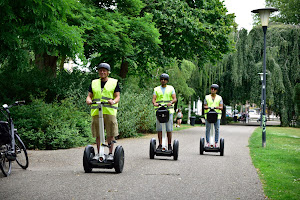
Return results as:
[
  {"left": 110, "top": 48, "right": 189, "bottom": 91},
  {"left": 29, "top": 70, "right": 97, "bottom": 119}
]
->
[
  {"left": 167, "top": 103, "right": 172, "bottom": 107},
  {"left": 107, "top": 99, "right": 115, "bottom": 105},
  {"left": 86, "top": 99, "right": 93, "bottom": 105},
  {"left": 153, "top": 103, "right": 159, "bottom": 107}
]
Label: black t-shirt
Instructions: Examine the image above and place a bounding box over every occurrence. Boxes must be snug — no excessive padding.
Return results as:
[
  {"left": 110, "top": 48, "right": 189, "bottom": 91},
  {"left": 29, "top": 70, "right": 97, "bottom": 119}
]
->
[{"left": 89, "top": 79, "right": 121, "bottom": 93}]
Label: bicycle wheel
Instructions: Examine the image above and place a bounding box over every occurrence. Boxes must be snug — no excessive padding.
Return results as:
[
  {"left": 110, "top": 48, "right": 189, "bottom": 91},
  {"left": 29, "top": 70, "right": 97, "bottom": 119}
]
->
[
  {"left": 0, "top": 148, "right": 12, "bottom": 176},
  {"left": 15, "top": 134, "right": 29, "bottom": 169}
]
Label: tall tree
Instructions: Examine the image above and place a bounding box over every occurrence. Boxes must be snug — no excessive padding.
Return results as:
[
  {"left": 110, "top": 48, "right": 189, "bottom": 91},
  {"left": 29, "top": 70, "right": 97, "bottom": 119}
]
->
[
  {"left": 82, "top": 0, "right": 161, "bottom": 78},
  {"left": 214, "top": 24, "right": 300, "bottom": 126},
  {"left": 142, "top": 0, "right": 236, "bottom": 65},
  {"left": 0, "top": 0, "right": 85, "bottom": 76},
  {"left": 266, "top": 0, "right": 300, "bottom": 25}
]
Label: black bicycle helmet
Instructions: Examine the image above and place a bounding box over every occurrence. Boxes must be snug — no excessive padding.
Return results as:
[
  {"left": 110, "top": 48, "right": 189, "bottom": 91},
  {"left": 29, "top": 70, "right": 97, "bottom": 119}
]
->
[
  {"left": 160, "top": 73, "right": 169, "bottom": 80},
  {"left": 211, "top": 84, "right": 219, "bottom": 90},
  {"left": 97, "top": 63, "right": 111, "bottom": 71}
]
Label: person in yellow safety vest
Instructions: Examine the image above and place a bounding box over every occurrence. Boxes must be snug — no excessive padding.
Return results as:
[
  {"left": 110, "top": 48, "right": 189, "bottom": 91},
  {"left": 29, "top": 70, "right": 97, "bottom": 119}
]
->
[
  {"left": 86, "top": 63, "right": 120, "bottom": 160},
  {"left": 152, "top": 73, "right": 177, "bottom": 151},
  {"left": 204, "top": 84, "right": 223, "bottom": 148}
]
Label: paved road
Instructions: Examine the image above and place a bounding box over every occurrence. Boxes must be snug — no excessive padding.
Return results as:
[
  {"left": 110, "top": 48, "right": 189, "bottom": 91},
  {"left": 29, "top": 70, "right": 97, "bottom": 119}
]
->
[{"left": 0, "top": 125, "right": 265, "bottom": 200}]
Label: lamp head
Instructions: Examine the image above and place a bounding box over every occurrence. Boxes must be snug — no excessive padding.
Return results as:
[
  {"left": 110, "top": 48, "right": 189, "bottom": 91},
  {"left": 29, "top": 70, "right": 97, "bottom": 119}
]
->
[{"left": 251, "top": 8, "right": 278, "bottom": 27}]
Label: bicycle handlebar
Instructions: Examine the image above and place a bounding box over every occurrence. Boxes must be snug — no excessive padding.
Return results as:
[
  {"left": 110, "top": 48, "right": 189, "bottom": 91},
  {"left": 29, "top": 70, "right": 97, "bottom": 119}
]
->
[{"left": 1, "top": 100, "right": 25, "bottom": 110}]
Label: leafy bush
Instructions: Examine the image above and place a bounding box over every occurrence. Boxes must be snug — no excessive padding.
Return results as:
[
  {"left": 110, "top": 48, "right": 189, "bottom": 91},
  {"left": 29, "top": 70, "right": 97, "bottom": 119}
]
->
[
  {"left": 0, "top": 67, "right": 95, "bottom": 108},
  {"left": 11, "top": 98, "right": 93, "bottom": 150},
  {"left": 117, "top": 90, "right": 156, "bottom": 138},
  {"left": 226, "top": 116, "right": 234, "bottom": 123}
]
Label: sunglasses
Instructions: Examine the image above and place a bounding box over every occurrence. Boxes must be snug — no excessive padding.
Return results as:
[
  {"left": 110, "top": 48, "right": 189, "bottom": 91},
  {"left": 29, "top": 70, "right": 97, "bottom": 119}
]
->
[
  {"left": 211, "top": 88, "right": 217, "bottom": 90},
  {"left": 160, "top": 78, "right": 168, "bottom": 81}
]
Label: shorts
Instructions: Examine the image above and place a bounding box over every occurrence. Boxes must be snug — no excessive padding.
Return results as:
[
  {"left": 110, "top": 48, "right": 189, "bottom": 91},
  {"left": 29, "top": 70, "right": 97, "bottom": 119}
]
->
[
  {"left": 91, "top": 115, "right": 119, "bottom": 138},
  {"left": 156, "top": 114, "right": 173, "bottom": 132}
]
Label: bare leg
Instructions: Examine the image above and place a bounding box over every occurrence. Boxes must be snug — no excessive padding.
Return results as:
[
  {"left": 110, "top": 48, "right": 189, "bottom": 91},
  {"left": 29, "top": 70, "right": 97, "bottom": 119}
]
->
[
  {"left": 107, "top": 136, "right": 114, "bottom": 154},
  {"left": 167, "top": 132, "right": 172, "bottom": 144},
  {"left": 96, "top": 136, "right": 100, "bottom": 154},
  {"left": 158, "top": 131, "right": 162, "bottom": 145}
]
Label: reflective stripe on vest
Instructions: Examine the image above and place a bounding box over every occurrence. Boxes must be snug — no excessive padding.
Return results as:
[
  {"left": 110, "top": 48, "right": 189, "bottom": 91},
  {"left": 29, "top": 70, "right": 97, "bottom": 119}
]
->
[
  {"left": 154, "top": 85, "right": 175, "bottom": 114},
  {"left": 204, "top": 94, "right": 222, "bottom": 119},
  {"left": 91, "top": 78, "right": 118, "bottom": 116}
]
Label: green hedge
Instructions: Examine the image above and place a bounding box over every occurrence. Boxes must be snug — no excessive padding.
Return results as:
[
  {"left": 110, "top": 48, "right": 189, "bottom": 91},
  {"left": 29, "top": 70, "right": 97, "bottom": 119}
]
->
[
  {"left": 12, "top": 98, "right": 93, "bottom": 150},
  {"left": 1, "top": 69, "right": 158, "bottom": 149},
  {"left": 117, "top": 91, "right": 156, "bottom": 138}
]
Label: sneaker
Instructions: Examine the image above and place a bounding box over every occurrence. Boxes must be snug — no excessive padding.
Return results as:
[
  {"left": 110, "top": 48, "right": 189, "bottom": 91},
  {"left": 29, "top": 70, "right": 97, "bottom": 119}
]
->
[
  {"left": 157, "top": 145, "right": 162, "bottom": 150},
  {"left": 168, "top": 144, "right": 172, "bottom": 151},
  {"left": 215, "top": 143, "right": 219, "bottom": 148},
  {"left": 107, "top": 153, "right": 114, "bottom": 160},
  {"left": 177, "top": 125, "right": 180, "bottom": 128},
  {"left": 206, "top": 143, "right": 210, "bottom": 147},
  {"left": 92, "top": 153, "right": 100, "bottom": 160}
]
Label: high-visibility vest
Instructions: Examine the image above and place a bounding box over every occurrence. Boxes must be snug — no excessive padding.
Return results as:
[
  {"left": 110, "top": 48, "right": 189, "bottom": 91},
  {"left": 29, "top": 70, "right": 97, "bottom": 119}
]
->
[
  {"left": 154, "top": 85, "right": 175, "bottom": 114},
  {"left": 204, "top": 94, "right": 222, "bottom": 119},
  {"left": 91, "top": 78, "right": 118, "bottom": 116}
]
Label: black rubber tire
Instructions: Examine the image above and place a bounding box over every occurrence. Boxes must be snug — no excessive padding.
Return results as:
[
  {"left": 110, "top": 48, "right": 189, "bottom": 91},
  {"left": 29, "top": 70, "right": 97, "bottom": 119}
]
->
[
  {"left": 0, "top": 149, "right": 12, "bottom": 176},
  {"left": 15, "top": 134, "right": 29, "bottom": 169},
  {"left": 83, "top": 145, "right": 94, "bottom": 173},
  {"left": 200, "top": 137, "right": 204, "bottom": 155},
  {"left": 114, "top": 145, "right": 124, "bottom": 173},
  {"left": 149, "top": 138, "right": 156, "bottom": 159},
  {"left": 220, "top": 138, "right": 224, "bottom": 156},
  {"left": 173, "top": 139, "right": 179, "bottom": 160}
]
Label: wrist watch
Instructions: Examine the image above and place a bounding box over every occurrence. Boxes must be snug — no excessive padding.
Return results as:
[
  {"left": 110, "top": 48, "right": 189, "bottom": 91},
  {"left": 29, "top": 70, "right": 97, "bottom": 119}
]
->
[{"left": 112, "top": 100, "right": 116, "bottom": 104}]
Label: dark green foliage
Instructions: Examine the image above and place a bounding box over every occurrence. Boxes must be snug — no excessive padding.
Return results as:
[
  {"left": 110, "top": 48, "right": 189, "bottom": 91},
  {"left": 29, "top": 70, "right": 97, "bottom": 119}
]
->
[
  {"left": 142, "top": 0, "right": 236, "bottom": 64},
  {"left": 214, "top": 24, "right": 300, "bottom": 126},
  {"left": 0, "top": 0, "right": 85, "bottom": 73},
  {"left": 0, "top": 67, "right": 95, "bottom": 107},
  {"left": 117, "top": 87, "right": 156, "bottom": 138},
  {"left": 266, "top": 0, "right": 300, "bottom": 25},
  {"left": 0, "top": 68, "right": 96, "bottom": 149},
  {"left": 11, "top": 98, "right": 93, "bottom": 150}
]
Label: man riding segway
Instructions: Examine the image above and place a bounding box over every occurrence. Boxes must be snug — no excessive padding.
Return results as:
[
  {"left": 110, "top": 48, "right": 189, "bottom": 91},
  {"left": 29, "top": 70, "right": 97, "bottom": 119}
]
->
[
  {"left": 86, "top": 63, "right": 120, "bottom": 160},
  {"left": 150, "top": 73, "right": 179, "bottom": 160},
  {"left": 204, "top": 84, "right": 223, "bottom": 148}
]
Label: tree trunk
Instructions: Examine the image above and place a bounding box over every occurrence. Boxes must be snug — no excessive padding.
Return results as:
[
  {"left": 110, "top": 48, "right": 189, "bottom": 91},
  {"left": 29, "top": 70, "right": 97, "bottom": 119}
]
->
[
  {"left": 35, "top": 53, "right": 58, "bottom": 77},
  {"left": 120, "top": 57, "right": 129, "bottom": 78},
  {"left": 59, "top": 55, "right": 66, "bottom": 71}
]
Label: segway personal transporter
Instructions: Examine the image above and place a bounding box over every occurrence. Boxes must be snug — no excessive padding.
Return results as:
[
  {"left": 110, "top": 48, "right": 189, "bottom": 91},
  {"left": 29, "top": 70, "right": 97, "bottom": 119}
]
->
[
  {"left": 149, "top": 104, "right": 179, "bottom": 160},
  {"left": 83, "top": 101, "right": 124, "bottom": 173},
  {"left": 200, "top": 107, "right": 224, "bottom": 156}
]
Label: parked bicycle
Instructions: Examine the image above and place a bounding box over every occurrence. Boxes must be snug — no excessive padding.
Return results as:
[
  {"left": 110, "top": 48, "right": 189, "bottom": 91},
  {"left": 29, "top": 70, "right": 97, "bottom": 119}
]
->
[{"left": 0, "top": 101, "right": 29, "bottom": 176}]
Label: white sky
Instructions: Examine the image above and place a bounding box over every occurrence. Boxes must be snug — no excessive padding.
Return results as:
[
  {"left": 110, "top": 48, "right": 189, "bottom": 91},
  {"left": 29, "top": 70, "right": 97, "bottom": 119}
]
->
[{"left": 223, "top": 0, "right": 266, "bottom": 31}]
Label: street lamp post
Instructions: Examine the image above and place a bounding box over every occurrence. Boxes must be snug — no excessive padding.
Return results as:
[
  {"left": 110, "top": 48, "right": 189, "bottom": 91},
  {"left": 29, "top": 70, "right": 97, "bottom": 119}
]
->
[
  {"left": 258, "top": 73, "right": 263, "bottom": 128},
  {"left": 252, "top": 8, "right": 278, "bottom": 147}
]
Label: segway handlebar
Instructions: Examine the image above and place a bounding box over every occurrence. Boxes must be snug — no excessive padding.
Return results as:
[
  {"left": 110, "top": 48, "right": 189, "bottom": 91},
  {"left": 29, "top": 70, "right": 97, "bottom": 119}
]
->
[
  {"left": 157, "top": 103, "right": 172, "bottom": 107},
  {"left": 207, "top": 107, "right": 216, "bottom": 109},
  {"left": 94, "top": 101, "right": 110, "bottom": 105}
]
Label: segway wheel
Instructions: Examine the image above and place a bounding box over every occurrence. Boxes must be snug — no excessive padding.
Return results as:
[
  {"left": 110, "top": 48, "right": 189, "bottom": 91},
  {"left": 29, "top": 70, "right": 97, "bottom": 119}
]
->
[
  {"left": 83, "top": 145, "right": 94, "bottom": 173},
  {"left": 200, "top": 137, "right": 205, "bottom": 155},
  {"left": 220, "top": 138, "right": 224, "bottom": 156},
  {"left": 114, "top": 145, "right": 124, "bottom": 173},
  {"left": 149, "top": 138, "right": 156, "bottom": 159},
  {"left": 173, "top": 139, "right": 179, "bottom": 160}
]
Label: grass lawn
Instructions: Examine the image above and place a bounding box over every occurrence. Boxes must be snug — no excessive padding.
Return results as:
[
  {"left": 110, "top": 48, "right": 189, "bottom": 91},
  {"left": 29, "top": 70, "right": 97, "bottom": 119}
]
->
[
  {"left": 249, "top": 127, "right": 300, "bottom": 200},
  {"left": 173, "top": 123, "right": 204, "bottom": 131}
]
